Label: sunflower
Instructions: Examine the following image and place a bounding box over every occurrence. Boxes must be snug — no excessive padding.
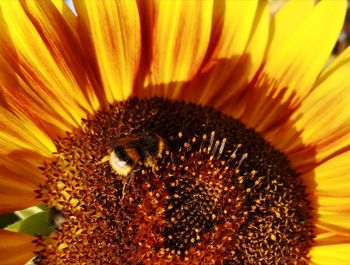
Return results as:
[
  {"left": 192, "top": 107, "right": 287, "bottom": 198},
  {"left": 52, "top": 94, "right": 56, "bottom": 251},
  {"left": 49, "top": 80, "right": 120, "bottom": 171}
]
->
[{"left": 0, "top": 0, "right": 350, "bottom": 264}]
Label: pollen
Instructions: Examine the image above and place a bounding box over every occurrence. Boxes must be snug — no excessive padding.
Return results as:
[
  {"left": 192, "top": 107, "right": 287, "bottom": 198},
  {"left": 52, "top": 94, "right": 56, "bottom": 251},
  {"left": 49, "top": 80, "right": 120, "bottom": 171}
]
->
[{"left": 35, "top": 97, "right": 314, "bottom": 264}]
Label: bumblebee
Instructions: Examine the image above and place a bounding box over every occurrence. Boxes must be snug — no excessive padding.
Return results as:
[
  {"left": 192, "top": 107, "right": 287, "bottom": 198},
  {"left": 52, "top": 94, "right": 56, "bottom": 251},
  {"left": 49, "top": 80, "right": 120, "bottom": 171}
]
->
[
  {"left": 105, "top": 132, "right": 165, "bottom": 197},
  {"left": 109, "top": 132, "right": 165, "bottom": 176}
]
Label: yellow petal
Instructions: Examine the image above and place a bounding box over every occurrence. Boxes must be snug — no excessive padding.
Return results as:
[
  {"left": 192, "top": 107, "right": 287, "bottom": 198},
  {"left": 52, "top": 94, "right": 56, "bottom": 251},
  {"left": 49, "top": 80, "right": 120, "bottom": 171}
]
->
[
  {"left": 317, "top": 211, "right": 350, "bottom": 236},
  {"left": 0, "top": 1, "right": 99, "bottom": 128},
  {"left": 263, "top": 0, "right": 346, "bottom": 107},
  {"left": 293, "top": 48, "right": 350, "bottom": 163},
  {"left": 318, "top": 196, "right": 350, "bottom": 213},
  {"left": 74, "top": 0, "right": 141, "bottom": 103},
  {"left": 310, "top": 244, "right": 350, "bottom": 265},
  {"left": 142, "top": 0, "right": 213, "bottom": 99},
  {"left": 304, "top": 151, "right": 350, "bottom": 197},
  {"left": 0, "top": 230, "right": 36, "bottom": 265},
  {"left": 321, "top": 44, "right": 350, "bottom": 80},
  {"left": 266, "top": 0, "right": 314, "bottom": 58},
  {"left": 265, "top": 42, "right": 350, "bottom": 167},
  {"left": 211, "top": 1, "right": 259, "bottom": 62},
  {"left": 243, "top": 0, "right": 269, "bottom": 81}
]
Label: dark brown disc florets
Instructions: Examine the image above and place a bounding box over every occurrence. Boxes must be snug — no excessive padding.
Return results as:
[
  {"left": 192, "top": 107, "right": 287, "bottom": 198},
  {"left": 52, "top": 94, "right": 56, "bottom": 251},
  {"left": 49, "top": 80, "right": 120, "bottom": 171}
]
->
[{"left": 36, "top": 97, "right": 314, "bottom": 264}]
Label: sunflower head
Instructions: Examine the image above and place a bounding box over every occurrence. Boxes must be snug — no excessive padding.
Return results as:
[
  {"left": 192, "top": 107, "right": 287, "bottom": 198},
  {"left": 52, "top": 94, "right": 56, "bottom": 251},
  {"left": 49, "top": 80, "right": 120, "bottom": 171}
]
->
[
  {"left": 27, "top": 97, "right": 314, "bottom": 264},
  {"left": 0, "top": 1, "right": 350, "bottom": 265}
]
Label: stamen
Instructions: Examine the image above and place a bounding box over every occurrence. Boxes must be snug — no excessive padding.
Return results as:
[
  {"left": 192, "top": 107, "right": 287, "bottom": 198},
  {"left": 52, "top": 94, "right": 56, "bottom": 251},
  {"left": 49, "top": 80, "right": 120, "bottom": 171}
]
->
[
  {"left": 210, "top": 140, "right": 220, "bottom": 160},
  {"left": 207, "top": 131, "right": 215, "bottom": 154},
  {"left": 236, "top": 153, "right": 248, "bottom": 169},
  {"left": 228, "top": 143, "right": 241, "bottom": 164},
  {"left": 218, "top": 138, "right": 227, "bottom": 158}
]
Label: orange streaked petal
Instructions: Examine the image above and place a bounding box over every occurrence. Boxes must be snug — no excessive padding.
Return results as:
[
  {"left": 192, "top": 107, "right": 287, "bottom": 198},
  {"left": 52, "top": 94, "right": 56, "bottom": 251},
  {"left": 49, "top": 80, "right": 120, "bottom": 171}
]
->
[
  {"left": 74, "top": 0, "right": 141, "bottom": 103},
  {"left": 0, "top": 187, "right": 40, "bottom": 215},
  {"left": 0, "top": 1, "right": 99, "bottom": 128},
  {"left": 0, "top": 58, "right": 81, "bottom": 141},
  {"left": 0, "top": 107, "right": 56, "bottom": 156},
  {"left": 315, "top": 232, "right": 350, "bottom": 245},
  {"left": 194, "top": 0, "right": 259, "bottom": 106},
  {"left": 263, "top": 0, "right": 346, "bottom": 107},
  {"left": 143, "top": 0, "right": 213, "bottom": 99},
  {"left": 0, "top": 151, "right": 45, "bottom": 186},
  {"left": 0, "top": 230, "right": 36, "bottom": 265},
  {"left": 0, "top": 153, "right": 45, "bottom": 214},
  {"left": 50, "top": 0, "right": 77, "bottom": 29},
  {"left": 0, "top": 55, "right": 76, "bottom": 137},
  {"left": 217, "top": 1, "right": 270, "bottom": 124},
  {"left": 310, "top": 244, "right": 350, "bottom": 265},
  {"left": 211, "top": 1, "right": 259, "bottom": 61}
]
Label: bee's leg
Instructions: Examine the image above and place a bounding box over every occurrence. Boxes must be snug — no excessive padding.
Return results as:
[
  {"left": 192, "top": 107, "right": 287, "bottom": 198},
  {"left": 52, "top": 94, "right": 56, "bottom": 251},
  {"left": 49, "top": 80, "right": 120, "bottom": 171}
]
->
[
  {"left": 121, "top": 164, "right": 138, "bottom": 200},
  {"left": 121, "top": 177, "right": 129, "bottom": 200},
  {"left": 151, "top": 166, "right": 159, "bottom": 178},
  {"left": 121, "top": 174, "right": 133, "bottom": 200}
]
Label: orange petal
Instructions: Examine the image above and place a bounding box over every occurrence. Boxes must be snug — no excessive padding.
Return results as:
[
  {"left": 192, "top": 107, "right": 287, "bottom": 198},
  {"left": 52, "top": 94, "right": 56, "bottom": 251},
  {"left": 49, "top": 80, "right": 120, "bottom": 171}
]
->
[
  {"left": 0, "top": 1, "right": 99, "bottom": 129},
  {"left": 50, "top": 0, "right": 77, "bottom": 29},
  {"left": 263, "top": 0, "right": 346, "bottom": 107},
  {"left": 0, "top": 230, "right": 36, "bottom": 265},
  {"left": 315, "top": 232, "right": 350, "bottom": 245},
  {"left": 0, "top": 57, "right": 73, "bottom": 139},
  {"left": 214, "top": 2, "right": 270, "bottom": 132},
  {"left": 0, "top": 153, "right": 44, "bottom": 214},
  {"left": 0, "top": 106, "right": 56, "bottom": 156},
  {"left": 199, "top": 1, "right": 267, "bottom": 106},
  {"left": 141, "top": 0, "right": 213, "bottom": 99},
  {"left": 74, "top": 0, "right": 141, "bottom": 103},
  {"left": 192, "top": 0, "right": 261, "bottom": 106}
]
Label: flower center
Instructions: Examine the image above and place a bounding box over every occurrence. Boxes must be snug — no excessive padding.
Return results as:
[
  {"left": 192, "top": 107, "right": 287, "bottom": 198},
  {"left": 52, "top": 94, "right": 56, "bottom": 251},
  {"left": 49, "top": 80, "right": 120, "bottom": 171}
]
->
[{"left": 36, "top": 97, "right": 314, "bottom": 264}]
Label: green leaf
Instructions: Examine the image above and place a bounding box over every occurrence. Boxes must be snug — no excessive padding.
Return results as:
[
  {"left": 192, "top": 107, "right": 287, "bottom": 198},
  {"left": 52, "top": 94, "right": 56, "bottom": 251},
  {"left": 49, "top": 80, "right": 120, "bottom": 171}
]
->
[
  {"left": 6, "top": 212, "right": 51, "bottom": 236},
  {"left": 37, "top": 204, "right": 48, "bottom": 211},
  {"left": 15, "top": 206, "right": 43, "bottom": 219}
]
